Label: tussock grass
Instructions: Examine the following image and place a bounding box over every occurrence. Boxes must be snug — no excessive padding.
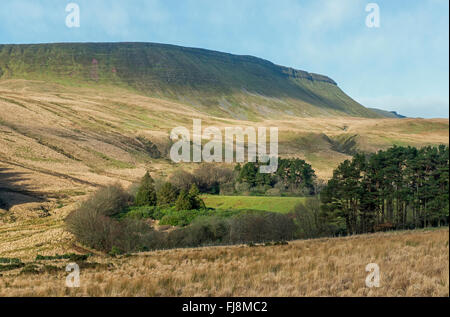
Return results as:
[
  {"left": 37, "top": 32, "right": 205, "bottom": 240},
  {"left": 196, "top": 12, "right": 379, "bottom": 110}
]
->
[{"left": 0, "top": 228, "right": 447, "bottom": 297}]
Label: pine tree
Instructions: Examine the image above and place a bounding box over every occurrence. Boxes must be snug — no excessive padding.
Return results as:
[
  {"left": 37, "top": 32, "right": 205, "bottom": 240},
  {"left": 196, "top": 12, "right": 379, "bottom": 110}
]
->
[
  {"left": 175, "top": 184, "right": 206, "bottom": 211},
  {"left": 321, "top": 145, "right": 449, "bottom": 235},
  {"left": 135, "top": 172, "right": 157, "bottom": 206},
  {"left": 157, "top": 182, "right": 179, "bottom": 206},
  {"left": 188, "top": 184, "right": 206, "bottom": 209},
  {"left": 175, "top": 189, "right": 193, "bottom": 211}
]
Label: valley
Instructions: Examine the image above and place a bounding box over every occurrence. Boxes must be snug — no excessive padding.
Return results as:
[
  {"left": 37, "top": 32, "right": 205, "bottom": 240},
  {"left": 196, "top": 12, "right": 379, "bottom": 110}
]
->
[{"left": 0, "top": 43, "right": 448, "bottom": 297}]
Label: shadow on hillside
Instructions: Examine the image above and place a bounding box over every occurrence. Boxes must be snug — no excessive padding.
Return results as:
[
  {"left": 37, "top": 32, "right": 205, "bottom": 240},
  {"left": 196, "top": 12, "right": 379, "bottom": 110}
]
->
[{"left": 0, "top": 167, "right": 46, "bottom": 209}]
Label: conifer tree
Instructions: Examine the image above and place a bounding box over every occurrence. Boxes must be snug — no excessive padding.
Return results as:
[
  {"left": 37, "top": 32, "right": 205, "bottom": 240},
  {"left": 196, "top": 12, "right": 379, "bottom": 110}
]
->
[{"left": 135, "top": 171, "right": 157, "bottom": 206}]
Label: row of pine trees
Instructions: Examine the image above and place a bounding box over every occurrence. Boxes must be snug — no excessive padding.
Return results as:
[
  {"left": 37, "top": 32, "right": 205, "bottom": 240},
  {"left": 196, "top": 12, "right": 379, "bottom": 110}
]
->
[
  {"left": 135, "top": 172, "right": 205, "bottom": 211},
  {"left": 320, "top": 145, "right": 449, "bottom": 234}
]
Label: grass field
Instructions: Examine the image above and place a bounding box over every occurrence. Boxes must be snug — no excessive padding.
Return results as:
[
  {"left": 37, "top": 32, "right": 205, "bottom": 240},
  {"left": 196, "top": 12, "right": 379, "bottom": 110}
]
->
[
  {"left": 0, "top": 228, "right": 447, "bottom": 297},
  {"left": 202, "top": 195, "right": 307, "bottom": 213}
]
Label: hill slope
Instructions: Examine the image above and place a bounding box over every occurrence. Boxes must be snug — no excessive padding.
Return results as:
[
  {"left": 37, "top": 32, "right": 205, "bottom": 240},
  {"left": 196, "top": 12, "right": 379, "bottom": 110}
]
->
[
  {"left": 0, "top": 79, "right": 447, "bottom": 216},
  {"left": 0, "top": 42, "right": 379, "bottom": 119},
  {"left": 369, "top": 108, "right": 407, "bottom": 118}
]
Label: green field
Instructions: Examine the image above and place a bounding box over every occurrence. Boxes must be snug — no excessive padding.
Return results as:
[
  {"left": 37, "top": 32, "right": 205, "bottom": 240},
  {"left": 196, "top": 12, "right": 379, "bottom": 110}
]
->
[{"left": 201, "top": 195, "right": 307, "bottom": 213}]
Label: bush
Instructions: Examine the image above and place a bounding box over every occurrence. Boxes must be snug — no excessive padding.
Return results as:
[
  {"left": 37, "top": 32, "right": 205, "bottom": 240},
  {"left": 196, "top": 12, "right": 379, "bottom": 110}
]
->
[
  {"left": 188, "top": 184, "right": 205, "bottom": 209},
  {"left": 159, "top": 208, "right": 211, "bottom": 227},
  {"left": 188, "top": 216, "right": 230, "bottom": 244},
  {"left": 249, "top": 185, "right": 271, "bottom": 195},
  {"left": 115, "top": 218, "right": 162, "bottom": 253},
  {"left": 175, "top": 184, "right": 205, "bottom": 211},
  {"left": 119, "top": 206, "right": 159, "bottom": 220},
  {"left": 289, "top": 198, "right": 343, "bottom": 238},
  {"left": 288, "top": 199, "right": 321, "bottom": 239},
  {"left": 20, "top": 264, "right": 40, "bottom": 275},
  {"left": 219, "top": 182, "right": 235, "bottom": 195},
  {"left": 266, "top": 188, "right": 281, "bottom": 196},
  {"left": 175, "top": 190, "right": 192, "bottom": 211},
  {"left": 77, "top": 183, "right": 131, "bottom": 218},
  {"left": 0, "top": 262, "right": 25, "bottom": 272},
  {"left": 169, "top": 170, "right": 196, "bottom": 191},
  {"left": 135, "top": 172, "right": 157, "bottom": 206},
  {"left": 235, "top": 182, "right": 251, "bottom": 195},
  {"left": 157, "top": 182, "right": 179, "bottom": 206},
  {"left": 35, "top": 253, "right": 90, "bottom": 261},
  {"left": 229, "top": 211, "right": 296, "bottom": 244},
  {"left": 109, "top": 246, "right": 123, "bottom": 257},
  {"left": 169, "top": 217, "right": 231, "bottom": 248},
  {"left": 0, "top": 257, "right": 21, "bottom": 264},
  {"left": 193, "top": 164, "right": 234, "bottom": 194},
  {"left": 65, "top": 184, "right": 131, "bottom": 251}
]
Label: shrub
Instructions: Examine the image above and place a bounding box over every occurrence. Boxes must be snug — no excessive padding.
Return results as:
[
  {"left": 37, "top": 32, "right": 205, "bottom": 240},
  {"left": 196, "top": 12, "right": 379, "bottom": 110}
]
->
[
  {"left": 175, "top": 189, "right": 192, "bottom": 211},
  {"left": 65, "top": 184, "right": 130, "bottom": 251},
  {"left": 289, "top": 198, "right": 343, "bottom": 238},
  {"left": 20, "top": 264, "right": 40, "bottom": 275},
  {"left": 119, "top": 206, "right": 159, "bottom": 220},
  {"left": 109, "top": 246, "right": 123, "bottom": 257},
  {"left": 0, "top": 257, "right": 21, "bottom": 264},
  {"left": 288, "top": 199, "right": 322, "bottom": 239},
  {"left": 249, "top": 185, "right": 271, "bottom": 195},
  {"left": 187, "top": 216, "right": 230, "bottom": 245},
  {"left": 157, "top": 182, "right": 179, "bottom": 206},
  {"left": 193, "top": 164, "right": 234, "bottom": 194},
  {"left": 35, "top": 253, "right": 90, "bottom": 261},
  {"left": 229, "top": 211, "right": 296, "bottom": 244},
  {"left": 188, "top": 184, "right": 205, "bottom": 209},
  {"left": 159, "top": 209, "right": 210, "bottom": 227},
  {"left": 76, "top": 183, "right": 131, "bottom": 218},
  {"left": 165, "top": 216, "right": 230, "bottom": 248},
  {"left": 169, "top": 170, "right": 196, "bottom": 191},
  {"left": 67, "top": 212, "right": 122, "bottom": 251},
  {"left": 266, "top": 188, "right": 281, "bottom": 196},
  {"left": 219, "top": 182, "right": 235, "bottom": 195},
  {"left": 135, "top": 172, "right": 157, "bottom": 206},
  {"left": 0, "top": 262, "right": 25, "bottom": 272},
  {"left": 175, "top": 184, "right": 205, "bottom": 211},
  {"left": 115, "top": 218, "right": 156, "bottom": 252},
  {"left": 235, "top": 182, "right": 251, "bottom": 195}
]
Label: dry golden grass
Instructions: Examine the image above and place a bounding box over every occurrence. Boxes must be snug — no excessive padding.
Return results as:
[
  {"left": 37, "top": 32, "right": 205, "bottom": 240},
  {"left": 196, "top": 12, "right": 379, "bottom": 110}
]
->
[{"left": 0, "top": 228, "right": 447, "bottom": 297}]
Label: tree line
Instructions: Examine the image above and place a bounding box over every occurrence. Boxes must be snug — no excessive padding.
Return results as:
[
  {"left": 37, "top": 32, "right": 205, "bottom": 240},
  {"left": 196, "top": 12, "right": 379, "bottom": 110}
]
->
[
  {"left": 320, "top": 145, "right": 449, "bottom": 234},
  {"left": 234, "top": 158, "right": 317, "bottom": 196}
]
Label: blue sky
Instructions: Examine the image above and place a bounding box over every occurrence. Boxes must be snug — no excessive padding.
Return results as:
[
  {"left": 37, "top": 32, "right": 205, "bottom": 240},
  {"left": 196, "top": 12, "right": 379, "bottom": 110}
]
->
[{"left": 0, "top": 0, "right": 448, "bottom": 118}]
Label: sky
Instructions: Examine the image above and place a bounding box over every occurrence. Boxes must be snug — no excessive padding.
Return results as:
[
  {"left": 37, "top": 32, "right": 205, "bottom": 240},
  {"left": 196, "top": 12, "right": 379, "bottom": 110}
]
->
[{"left": 0, "top": 0, "right": 448, "bottom": 118}]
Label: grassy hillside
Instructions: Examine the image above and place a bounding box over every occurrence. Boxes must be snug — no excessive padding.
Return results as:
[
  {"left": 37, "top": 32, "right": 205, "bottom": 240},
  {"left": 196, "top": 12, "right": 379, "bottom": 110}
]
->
[
  {"left": 202, "top": 195, "right": 306, "bottom": 213},
  {"left": 0, "top": 79, "right": 447, "bottom": 219},
  {"left": 0, "top": 42, "right": 380, "bottom": 119}
]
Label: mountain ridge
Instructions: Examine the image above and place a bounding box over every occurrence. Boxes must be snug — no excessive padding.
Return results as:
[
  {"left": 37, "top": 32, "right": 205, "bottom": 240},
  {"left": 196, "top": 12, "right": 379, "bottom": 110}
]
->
[{"left": 0, "top": 42, "right": 380, "bottom": 119}]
